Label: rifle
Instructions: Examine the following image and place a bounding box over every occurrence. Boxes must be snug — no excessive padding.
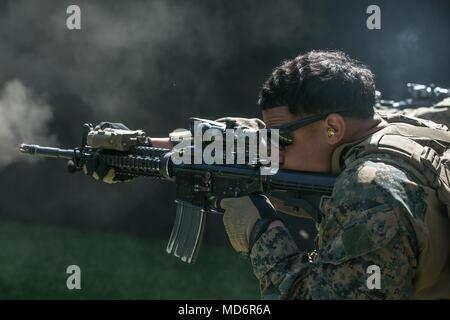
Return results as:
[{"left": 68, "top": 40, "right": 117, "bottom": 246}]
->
[
  {"left": 19, "top": 120, "right": 335, "bottom": 263},
  {"left": 376, "top": 82, "right": 449, "bottom": 109}
]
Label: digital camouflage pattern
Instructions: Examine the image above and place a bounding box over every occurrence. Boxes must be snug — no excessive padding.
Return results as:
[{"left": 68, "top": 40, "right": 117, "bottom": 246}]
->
[
  {"left": 223, "top": 99, "right": 450, "bottom": 299},
  {"left": 250, "top": 155, "right": 428, "bottom": 299}
]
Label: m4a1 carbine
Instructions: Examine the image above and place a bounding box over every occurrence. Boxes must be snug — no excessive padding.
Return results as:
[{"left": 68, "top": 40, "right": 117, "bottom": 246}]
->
[{"left": 19, "top": 119, "right": 335, "bottom": 263}]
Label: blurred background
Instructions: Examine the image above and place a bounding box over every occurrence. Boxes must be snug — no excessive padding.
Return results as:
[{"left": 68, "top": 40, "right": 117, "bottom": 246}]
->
[{"left": 0, "top": 0, "right": 448, "bottom": 299}]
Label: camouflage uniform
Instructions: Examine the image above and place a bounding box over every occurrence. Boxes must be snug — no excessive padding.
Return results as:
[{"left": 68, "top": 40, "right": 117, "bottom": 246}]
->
[
  {"left": 249, "top": 99, "right": 450, "bottom": 300},
  {"left": 215, "top": 99, "right": 450, "bottom": 299},
  {"left": 251, "top": 154, "right": 423, "bottom": 299}
]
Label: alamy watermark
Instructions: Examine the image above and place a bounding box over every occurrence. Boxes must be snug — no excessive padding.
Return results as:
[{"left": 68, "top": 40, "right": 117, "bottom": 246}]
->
[
  {"left": 366, "top": 265, "right": 381, "bottom": 289},
  {"left": 66, "top": 5, "right": 81, "bottom": 30},
  {"left": 170, "top": 121, "right": 280, "bottom": 175},
  {"left": 66, "top": 265, "right": 81, "bottom": 290},
  {"left": 366, "top": 5, "right": 381, "bottom": 30},
  {"left": 66, "top": 4, "right": 381, "bottom": 32}
]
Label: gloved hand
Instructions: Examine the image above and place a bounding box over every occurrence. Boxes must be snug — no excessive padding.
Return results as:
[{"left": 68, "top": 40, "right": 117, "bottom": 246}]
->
[
  {"left": 81, "top": 157, "right": 133, "bottom": 184},
  {"left": 220, "top": 194, "right": 282, "bottom": 255},
  {"left": 79, "top": 121, "right": 135, "bottom": 184}
]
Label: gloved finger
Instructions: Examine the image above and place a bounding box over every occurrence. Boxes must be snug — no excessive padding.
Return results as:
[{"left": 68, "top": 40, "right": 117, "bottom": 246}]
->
[
  {"left": 220, "top": 197, "right": 243, "bottom": 210},
  {"left": 222, "top": 211, "right": 250, "bottom": 254},
  {"left": 95, "top": 161, "right": 111, "bottom": 181},
  {"left": 221, "top": 196, "right": 257, "bottom": 233},
  {"left": 84, "top": 157, "right": 99, "bottom": 176},
  {"left": 102, "top": 168, "right": 118, "bottom": 184}
]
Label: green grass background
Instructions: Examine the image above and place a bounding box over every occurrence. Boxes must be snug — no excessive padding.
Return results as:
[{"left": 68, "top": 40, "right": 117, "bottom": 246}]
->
[{"left": 0, "top": 219, "right": 259, "bottom": 299}]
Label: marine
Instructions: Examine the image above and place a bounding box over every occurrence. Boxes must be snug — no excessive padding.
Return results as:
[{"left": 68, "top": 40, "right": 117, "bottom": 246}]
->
[{"left": 84, "top": 50, "right": 450, "bottom": 299}]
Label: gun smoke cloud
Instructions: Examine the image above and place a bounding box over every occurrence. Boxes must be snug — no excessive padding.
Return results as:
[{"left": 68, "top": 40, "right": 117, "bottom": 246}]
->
[
  {"left": 0, "top": 0, "right": 318, "bottom": 127},
  {"left": 0, "top": 80, "right": 57, "bottom": 168},
  {"left": 0, "top": 0, "right": 447, "bottom": 244}
]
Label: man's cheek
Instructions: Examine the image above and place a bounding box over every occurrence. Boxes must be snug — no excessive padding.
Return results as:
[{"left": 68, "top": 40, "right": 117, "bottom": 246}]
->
[
  {"left": 283, "top": 152, "right": 304, "bottom": 171},
  {"left": 279, "top": 151, "right": 285, "bottom": 166}
]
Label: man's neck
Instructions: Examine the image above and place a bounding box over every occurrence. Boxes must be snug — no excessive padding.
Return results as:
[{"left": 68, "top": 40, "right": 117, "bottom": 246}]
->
[
  {"left": 327, "top": 115, "right": 389, "bottom": 174},
  {"left": 344, "top": 114, "right": 388, "bottom": 143}
]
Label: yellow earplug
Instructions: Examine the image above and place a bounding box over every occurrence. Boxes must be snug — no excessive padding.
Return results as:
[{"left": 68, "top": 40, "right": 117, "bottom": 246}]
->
[{"left": 327, "top": 127, "right": 335, "bottom": 137}]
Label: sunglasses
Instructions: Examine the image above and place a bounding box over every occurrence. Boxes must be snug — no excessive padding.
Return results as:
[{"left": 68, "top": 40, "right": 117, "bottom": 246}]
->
[{"left": 268, "top": 111, "right": 352, "bottom": 149}]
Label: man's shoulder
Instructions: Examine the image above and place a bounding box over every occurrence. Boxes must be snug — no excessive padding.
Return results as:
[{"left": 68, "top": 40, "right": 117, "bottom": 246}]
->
[
  {"left": 332, "top": 154, "right": 428, "bottom": 216},
  {"left": 337, "top": 154, "right": 415, "bottom": 187},
  {"left": 318, "top": 156, "right": 425, "bottom": 260}
]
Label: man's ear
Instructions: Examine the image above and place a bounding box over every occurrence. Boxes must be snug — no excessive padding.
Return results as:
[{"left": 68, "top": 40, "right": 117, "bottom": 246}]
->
[{"left": 324, "top": 113, "right": 346, "bottom": 145}]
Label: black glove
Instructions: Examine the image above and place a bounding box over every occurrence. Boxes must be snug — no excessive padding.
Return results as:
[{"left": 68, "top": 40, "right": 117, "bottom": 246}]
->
[{"left": 82, "top": 156, "right": 134, "bottom": 184}]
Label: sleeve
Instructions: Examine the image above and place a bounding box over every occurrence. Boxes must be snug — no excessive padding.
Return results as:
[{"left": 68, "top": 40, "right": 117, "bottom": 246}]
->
[{"left": 249, "top": 160, "right": 425, "bottom": 300}]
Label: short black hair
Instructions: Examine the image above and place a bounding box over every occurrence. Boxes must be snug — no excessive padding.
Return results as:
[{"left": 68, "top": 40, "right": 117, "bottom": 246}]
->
[{"left": 258, "top": 50, "right": 376, "bottom": 118}]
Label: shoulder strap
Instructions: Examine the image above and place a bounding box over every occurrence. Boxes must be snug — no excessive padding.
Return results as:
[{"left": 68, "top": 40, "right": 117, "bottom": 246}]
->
[
  {"left": 332, "top": 122, "right": 450, "bottom": 219},
  {"left": 372, "top": 123, "right": 450, "bottom": 144},
  {"left": 342, "top": 124, "right": 450, "bottom": 189},
  {"left": 331, "top": 138, "right": 366, "bottom": 175}
]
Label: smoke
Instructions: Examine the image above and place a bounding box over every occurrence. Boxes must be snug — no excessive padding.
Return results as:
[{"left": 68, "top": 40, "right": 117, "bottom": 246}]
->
[
  {"left": 0, "top": 0, "right": 447, "bottom": 242},
  {"left": 0, "top": 0, "right": 320, "bottom": 126},
  {"left": 0, "top": 0, "right": 325, "bottom": 239},
  {"left": 0, "top": 80, "right": 57, "bottom": 168}
]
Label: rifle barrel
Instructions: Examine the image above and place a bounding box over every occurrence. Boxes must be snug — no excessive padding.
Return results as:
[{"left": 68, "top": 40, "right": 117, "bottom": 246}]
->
[{"left": 19, "top": 144, "right": 75, "bottom": 160}]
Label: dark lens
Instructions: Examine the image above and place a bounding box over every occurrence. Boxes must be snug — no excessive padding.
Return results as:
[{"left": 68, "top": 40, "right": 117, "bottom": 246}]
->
[
  {"left": 266, "top": 129, "right": 293, "bottom": 150},
  {"left": 278, "top": 132, "right": 293, "bottom": 149}
]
